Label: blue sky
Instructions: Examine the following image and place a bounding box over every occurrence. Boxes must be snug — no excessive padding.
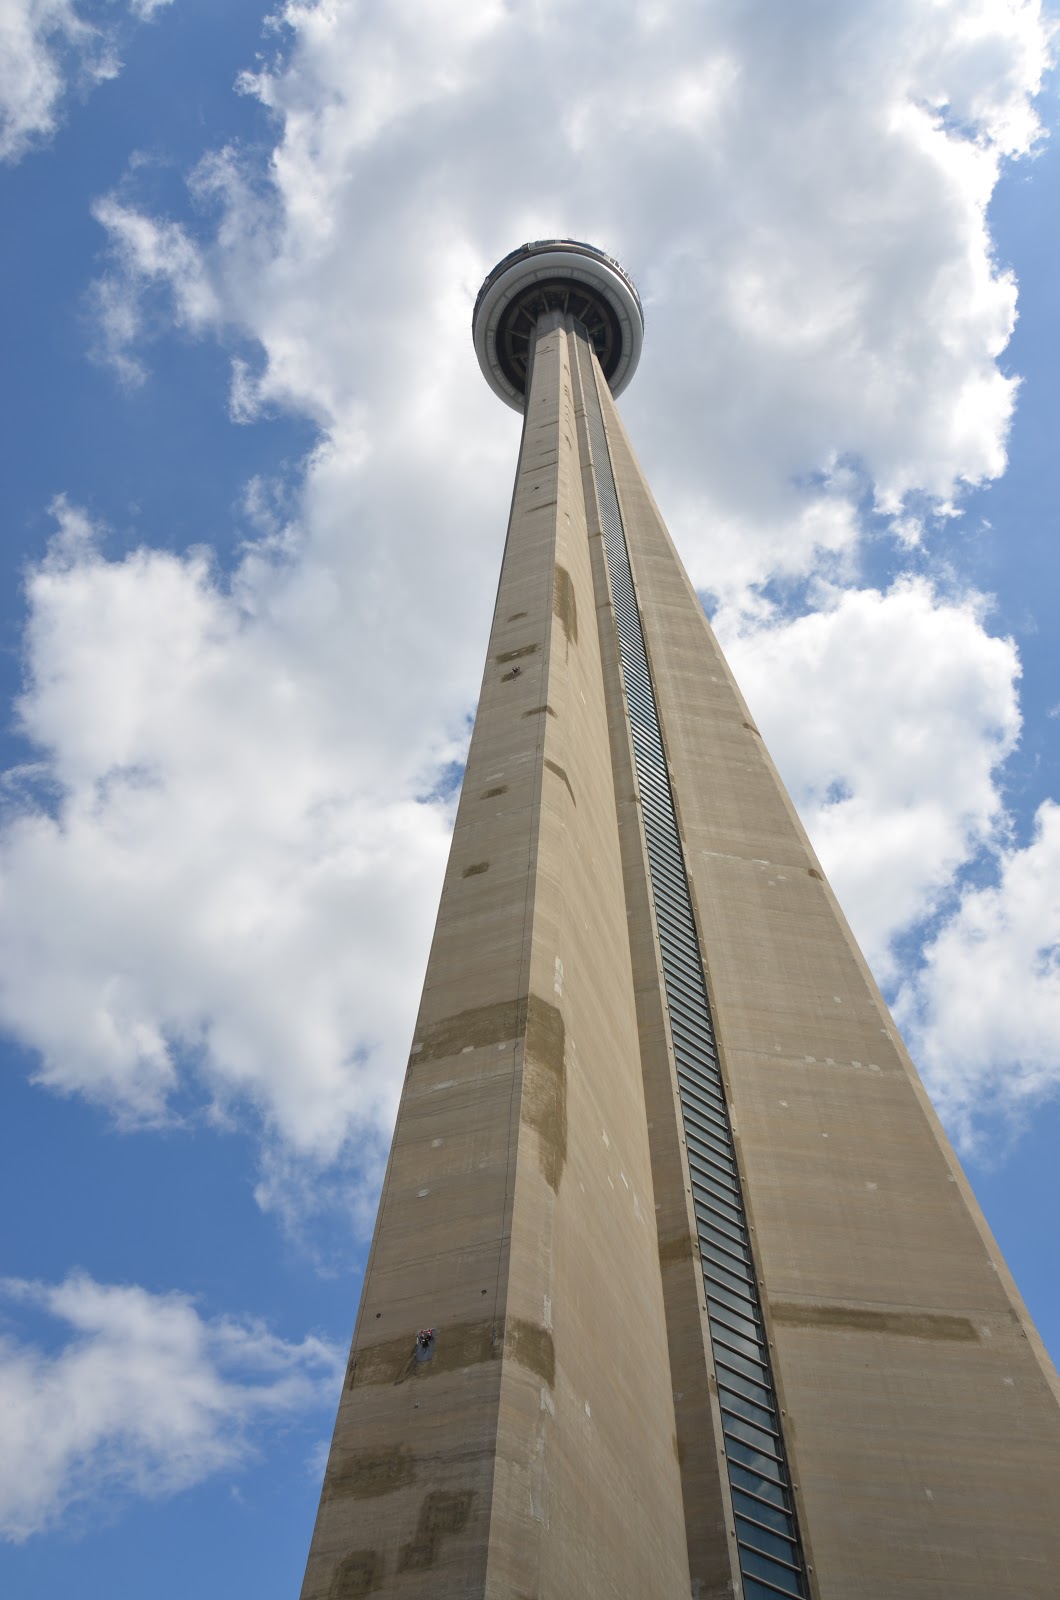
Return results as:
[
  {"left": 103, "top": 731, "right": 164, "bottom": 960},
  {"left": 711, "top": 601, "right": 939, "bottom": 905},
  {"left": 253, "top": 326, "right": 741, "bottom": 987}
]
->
[{"left": 1, "top": 2, "right": 1059, "bottom": 1595}]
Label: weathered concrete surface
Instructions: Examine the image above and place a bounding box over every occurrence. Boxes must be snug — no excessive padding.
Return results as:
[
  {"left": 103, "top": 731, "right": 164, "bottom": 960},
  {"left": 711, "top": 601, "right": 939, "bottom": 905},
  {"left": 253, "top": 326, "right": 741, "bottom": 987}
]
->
[
  {"left": 300, "top": 317, "right": 691, "bottom": 1600},
  {"left": 304, "top": 309, "right": 1060, "bottom": 1600},
  {"left": 595, "top": 371, "right": 1060, "bottom": 1598}
]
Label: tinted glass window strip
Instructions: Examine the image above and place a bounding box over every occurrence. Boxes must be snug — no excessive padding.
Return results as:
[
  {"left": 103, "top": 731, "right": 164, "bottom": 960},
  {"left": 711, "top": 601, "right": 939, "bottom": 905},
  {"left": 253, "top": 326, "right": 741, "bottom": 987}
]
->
[
  {"left": 660, "top": 934, "right": 708, "bottom": 976},
  {"left": 656, "top": 907, "right": 700, "bottom": 948},
  {"left": 656, "top": 921, "right": 704, "bottom": 966},
  {"left": 693, "top": 1194, "right": 747, "bottom": 1241},
  {"left": 735, "top": 1514, "right": 801, "bottom": 1565},
  {"left": 688, "top": 1136, "right": 735, "bottom": 1177},
  {"left": 644, "top": 837, "right": 687, "bottom": 877},
  {"left": 678, "top": 1067, "right": 726, "bottom": 1107},
  {"left": 742, "top": 1576, "right": 808, "bottom": 1600},
  {"left": 691, "top": 1163, "right": 740, "bottom": 1205},
  {"left": 704, "top": 1273, "right": 765, "bottom": 1312},
  {"left": 703, "top": 1255, "right": 758, "bottom": 1298},
  {"left": 670, "top": 1014, "right": 722, "bottom": 1060},
  {"left": 684, "top": 1102, "right": 732, "bottom": 1144},
  {"left": 688, "top": 1132, "right": 739, "bottom": 1184},
  {"left": 684, "top": 1112, "right": 730, "bottom": 1154},
  {"left": 729, "top": 1465, "right": 792, "bottom": 1511},
  {"left": 687, "top": 1146, "right": 739, "bottom": 1188},
  {"left": 673, "top": 1018, "right": 719, "bottom": 1053},
  {"left": 694, "top": 1185, "right": 744, "bottom": 1231},
  {"left": 677, "top": 1063, "right": 725, "bottom": 1100},
  {"left": 738, "top": 1547, "right": 806, "bottom": 1597},
  {"left": 692, "top": 1164, "right": 740, "bottom": 1204},
  {"left": 685, "top": 1088, "right": 736, "bottom": 1139},
  {"left": 641, "top": 804, "right": 680, "bottom": 841},
  {"left": 710, "top": 1320, "right": 770, "bottom": 1368},
  {"left": 719, "top": 1387, "right": 779, "bottom": 1434},
  {"left": 699, "top": 1231, "right": 754, "bottom": 1276},
  {"left": 716, "top": 1361, "right": 776, "bottom": 1411},
  {"left": 662, "top": 951, "right": 711, "bottom": 996},
  {"left": 660, "top": 932, "right": 704, "bottom": 969},
  {"left": 709, "top": 1301, "right": 765, "bottom": 1345},
  {"left": 682, "top": 1092, "right": 728, "bottom": 1127},
  {"left": 669, "top": 998, "right": 718, "bottom": 1044},
  {"left": 722, "top": 1412, "right": 783, "bottom": 1459},
  {"left": 678, "top": 1061, "right": 726, "bottom": 1105},
  {"left": 583, "top": 357, "right": 806, "bottom": 1600},
  {"left": 665, "top": 973, "right": 711, "bottom": 1013},
  {"left": 645, "top": 837, "right": 690, "bottom": 877},
  {"left": 731, "top": 1481, "right": 794, "bottom": 1525},
  {"left": 724, "top": 1437, "right": 788, "bottom": 1487},
  {"left": 678, "top": 1069, "right": 726, "bottom": 1112},
  {"left": 698, "top": 1220, "right": 753, "bottom": 1268},
  {"left": 681, "top": 1080, "right": 727, "bottom": 1120}
]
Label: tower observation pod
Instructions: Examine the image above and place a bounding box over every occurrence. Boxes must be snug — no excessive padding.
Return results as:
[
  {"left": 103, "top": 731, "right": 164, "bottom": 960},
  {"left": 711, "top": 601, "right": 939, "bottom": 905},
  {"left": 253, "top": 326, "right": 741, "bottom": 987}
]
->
[{"left": 301, "top": 242, "right": 1060, "bottom": 1600}]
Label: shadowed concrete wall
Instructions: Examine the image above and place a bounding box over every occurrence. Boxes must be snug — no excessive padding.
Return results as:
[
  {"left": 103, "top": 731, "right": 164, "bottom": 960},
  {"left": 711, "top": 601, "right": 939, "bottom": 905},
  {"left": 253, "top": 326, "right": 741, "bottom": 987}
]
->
[{"left": 594, "top": 373, "right": 1060, "bottom": 1598}]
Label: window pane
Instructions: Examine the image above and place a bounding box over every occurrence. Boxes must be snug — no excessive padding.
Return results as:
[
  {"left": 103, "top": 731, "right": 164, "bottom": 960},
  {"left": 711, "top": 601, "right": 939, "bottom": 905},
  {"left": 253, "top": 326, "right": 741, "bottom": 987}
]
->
[
  {"left": 718, "top": 1384, "right": 776, "bottom": 1433},
  {"left": 723, "top": 1437, "right": 786, "bottom": 1484},
  {"left": 729, "top": 1464, "right": 789, "bottom": 1508},
  {"left": 731, "top": 1488, "right": 794, "bottom": 1537},
  {"left": 736, "top": 1515, "right": 800, "bottom": 1565},
  {"left": 722, "top": 1412, "right": 783, "bottom": 1459},
  {"left": 715, "top": 1362, "right": 773, "bottom": 1412},
  {"left": 738, "top": 1545, "right": 805, "bottom": 1596}
]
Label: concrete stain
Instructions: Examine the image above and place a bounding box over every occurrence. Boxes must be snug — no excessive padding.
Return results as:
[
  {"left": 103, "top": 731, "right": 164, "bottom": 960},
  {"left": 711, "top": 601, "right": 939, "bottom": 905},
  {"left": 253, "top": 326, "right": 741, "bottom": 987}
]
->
[
  {"left": 411, "top": 998, "right": 527, "bottom": 1065},
  {"left": 399, "top": 1490, "right": 475, "bottom": 1572},
  {"left": 544, "top": 758, "right": 577, "bottom": 806},
  {"left": 328, "top": 1550, "right": 383, "bottom": 1598},
  {"left": 481, "top": 785, "right": 508, "bottom": 798},
  {"left": 807, "top": 867, "right": 823, "bottom": 880},
  {"left": 506, "top": 1317, "right": 556, "bottom": 1387},
  {"left": 462, "top": 862, "right": 489, "bottom": 878},
  {"left": 325, "top": 1446, "right": 416, "bottom": 1500},
  {"left": 771, "top": 1302, "right": 979, "bottom": 1341},
  {"left": 524, "top": 994, "right": 567, "bottom": 1192},
  {"left": 658, "top": 1230, "right": 695, "bottom": 1265},
  {"left": 347, "top": 1314, "right": 553, "bottom": 1397},
  {"left": 522, "top": 704, "right": 558, "bottom": 719},
  {"left": 553, "top": 564, "right": 579, "bottom": 644},
  {"left": 409, "top": 995, "right": 566, "bottom": 1190},
  {"left": 349, "top": 1321, "right": 500, "bottom": 1388},
  {"left": 496, "top": 643, "right": 540, "bottom": 663}
]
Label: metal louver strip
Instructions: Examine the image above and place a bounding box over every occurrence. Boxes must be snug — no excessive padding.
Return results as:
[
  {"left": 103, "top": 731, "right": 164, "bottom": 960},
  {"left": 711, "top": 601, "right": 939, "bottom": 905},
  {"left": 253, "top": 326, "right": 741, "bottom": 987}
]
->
[{"left": 581, "top": 352, "right": 808, "bottom": 1600}]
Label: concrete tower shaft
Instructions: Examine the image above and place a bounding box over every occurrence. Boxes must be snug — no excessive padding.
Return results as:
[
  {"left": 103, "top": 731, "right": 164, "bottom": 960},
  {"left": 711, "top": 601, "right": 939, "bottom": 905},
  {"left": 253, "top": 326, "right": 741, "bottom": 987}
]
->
[{"left": 301, "top": 249, "right": 1060, "bottom": 1600}]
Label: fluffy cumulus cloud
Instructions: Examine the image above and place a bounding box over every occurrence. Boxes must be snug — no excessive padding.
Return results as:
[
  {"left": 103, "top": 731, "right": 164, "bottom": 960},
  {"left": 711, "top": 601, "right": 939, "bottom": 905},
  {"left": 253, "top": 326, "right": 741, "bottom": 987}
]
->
[
  {"left": 0, "top": 1272, "right": 340, "bottom": 1541},
  {"left": 0, "top": 494, "right": 464, "bottom": 1180},
  {"left": 90, "top": 0, "right": 1051, "bottom": 589},
  {"left": 2, "top": 0, "right": 1055, "bottom": 1194},
  {"left": 896, "top": 801, "right": 1060, "bottom": 1148},
  {"left": 0, "top": 0, "right": 173, "bottom": 164},
  {"left": 718, "top": 578, "right": 1021, "bottom": 979}
]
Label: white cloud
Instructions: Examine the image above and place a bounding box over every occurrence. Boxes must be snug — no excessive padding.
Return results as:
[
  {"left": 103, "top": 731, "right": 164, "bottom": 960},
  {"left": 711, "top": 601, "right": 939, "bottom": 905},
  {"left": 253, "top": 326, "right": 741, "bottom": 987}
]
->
[
  {"left": 0, "top": 1, "right": 173, "bottom": 165},
  {"left": 4, "top": 0, "right": 1055, "bottom": 1200},
  {"left": 895, "top": 800, "right": 1060, "bottom": 1149},
  {"left": 717, "top": 577, "right": 1022, "bottom": 978},
  {"left": 0, "top": 1271, "right": 340, "bottom": 1542},
  {"left": 91, "top": 0, "right": 1051, "bottom": 580},
  {"left": 0, "top": 497, "right": 463, "bottom": 1180}
]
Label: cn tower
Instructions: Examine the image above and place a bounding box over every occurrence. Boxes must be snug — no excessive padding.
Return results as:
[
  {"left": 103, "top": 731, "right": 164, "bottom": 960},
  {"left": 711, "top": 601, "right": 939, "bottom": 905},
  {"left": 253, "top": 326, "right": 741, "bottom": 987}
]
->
[{"left": 301, "top": 242, "right": 1060, "bottom": 1600}]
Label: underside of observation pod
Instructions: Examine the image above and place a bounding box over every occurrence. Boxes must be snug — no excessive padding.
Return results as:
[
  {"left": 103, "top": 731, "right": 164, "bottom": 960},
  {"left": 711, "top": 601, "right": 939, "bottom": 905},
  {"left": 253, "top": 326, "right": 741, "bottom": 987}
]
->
[{"left": 473, "top": 239, "right": 644, "bottom": 410}]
